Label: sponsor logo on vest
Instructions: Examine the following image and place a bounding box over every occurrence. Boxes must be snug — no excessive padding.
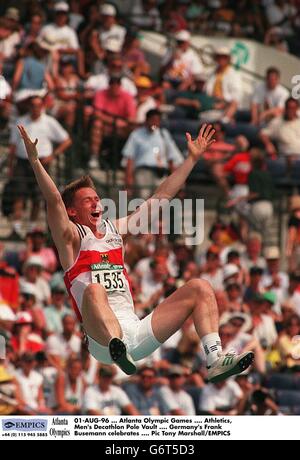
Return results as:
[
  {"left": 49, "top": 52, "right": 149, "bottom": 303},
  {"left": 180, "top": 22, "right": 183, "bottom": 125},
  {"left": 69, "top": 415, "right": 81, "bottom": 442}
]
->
[{"left": 222, "top": 356, "right": 234, "bottom": 366}]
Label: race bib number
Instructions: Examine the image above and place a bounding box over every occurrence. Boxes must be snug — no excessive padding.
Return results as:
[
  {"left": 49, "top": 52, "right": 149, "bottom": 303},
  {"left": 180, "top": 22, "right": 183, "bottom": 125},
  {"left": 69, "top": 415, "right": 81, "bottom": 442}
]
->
[{"left": 91, "top": 263, "right": 126, "bottom": 292}]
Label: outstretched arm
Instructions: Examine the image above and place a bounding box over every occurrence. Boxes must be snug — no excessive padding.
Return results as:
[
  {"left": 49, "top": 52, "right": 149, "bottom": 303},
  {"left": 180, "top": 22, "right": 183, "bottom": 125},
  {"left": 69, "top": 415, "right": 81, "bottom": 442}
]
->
[
  {"left": 152, "top": 124, "right": 215, "bottom": 200},
  {"left": 17, "top": 126, "right": 77, "bottom": 254},
  {"left": 116, "top": 124, "right": 215, "bottom": 233}
]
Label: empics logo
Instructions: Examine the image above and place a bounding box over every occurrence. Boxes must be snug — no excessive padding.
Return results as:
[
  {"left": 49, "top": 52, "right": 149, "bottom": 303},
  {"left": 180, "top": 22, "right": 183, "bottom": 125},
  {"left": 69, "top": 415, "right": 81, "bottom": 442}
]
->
[{"left": 2, "top": 419, "right": 48, "bottom": 432}]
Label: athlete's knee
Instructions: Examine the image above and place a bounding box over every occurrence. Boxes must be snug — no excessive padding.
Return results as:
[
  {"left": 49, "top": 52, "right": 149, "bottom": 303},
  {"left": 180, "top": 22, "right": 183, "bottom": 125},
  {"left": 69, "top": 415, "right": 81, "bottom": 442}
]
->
[
  {"left": 83, "top": 283, "right": 107, "bottom": 302},
  {"left": 187, "top": 278, "right": 214, "bottom": 299}
]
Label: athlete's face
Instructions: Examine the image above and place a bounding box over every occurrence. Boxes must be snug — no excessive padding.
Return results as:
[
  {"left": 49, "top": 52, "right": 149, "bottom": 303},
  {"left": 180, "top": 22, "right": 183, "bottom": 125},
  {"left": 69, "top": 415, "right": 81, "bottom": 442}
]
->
[{"left": 69, "top": 187, "right": 103, "bottom": 228}]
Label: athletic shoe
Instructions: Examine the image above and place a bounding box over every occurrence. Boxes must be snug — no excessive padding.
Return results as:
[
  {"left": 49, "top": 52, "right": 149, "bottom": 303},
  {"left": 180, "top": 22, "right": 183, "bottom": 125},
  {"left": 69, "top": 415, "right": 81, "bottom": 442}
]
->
[
  {"left": 109, "top": 337, "right": 137, "bottom": 375},
  {"left": 207, "top": 351, "right": 254, "bottom": 384}
]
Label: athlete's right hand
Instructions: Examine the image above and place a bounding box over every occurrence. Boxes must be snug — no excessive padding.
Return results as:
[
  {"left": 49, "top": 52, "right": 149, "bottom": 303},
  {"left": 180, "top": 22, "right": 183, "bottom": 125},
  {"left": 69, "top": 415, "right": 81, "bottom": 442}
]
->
[{"left": 17, "top": 125, "right": 39, "bottom": 163}]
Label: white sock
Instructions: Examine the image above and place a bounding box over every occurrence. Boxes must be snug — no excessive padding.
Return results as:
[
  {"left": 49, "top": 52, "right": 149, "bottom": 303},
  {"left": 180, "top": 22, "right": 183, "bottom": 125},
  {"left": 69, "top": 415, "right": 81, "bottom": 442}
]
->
[{"left": 202, "top": 333, "right": 222, "bottom": 367}]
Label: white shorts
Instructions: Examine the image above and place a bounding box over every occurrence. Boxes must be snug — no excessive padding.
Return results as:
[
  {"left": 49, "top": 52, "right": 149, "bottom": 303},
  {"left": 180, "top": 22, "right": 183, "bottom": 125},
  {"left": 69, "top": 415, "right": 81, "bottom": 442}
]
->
[{"left": 87, "top": 312, "right": 161, "bottom": 365}]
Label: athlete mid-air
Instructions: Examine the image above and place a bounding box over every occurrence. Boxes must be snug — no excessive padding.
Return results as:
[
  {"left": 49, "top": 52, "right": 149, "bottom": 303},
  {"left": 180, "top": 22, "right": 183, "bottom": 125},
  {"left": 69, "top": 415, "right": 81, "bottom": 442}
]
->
[{"left": 18, "top": 124, "right": 254, "bottom": 382}]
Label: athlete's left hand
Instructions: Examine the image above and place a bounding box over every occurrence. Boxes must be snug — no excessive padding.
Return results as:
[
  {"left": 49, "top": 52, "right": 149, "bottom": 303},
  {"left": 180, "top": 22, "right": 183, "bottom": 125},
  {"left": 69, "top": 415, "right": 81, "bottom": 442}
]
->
[
  {"left": 17, "top": 125, "right": 38, "bottom": 163},
  {"left": 186, "top": 124, "right": 215, "bottom": 162}
]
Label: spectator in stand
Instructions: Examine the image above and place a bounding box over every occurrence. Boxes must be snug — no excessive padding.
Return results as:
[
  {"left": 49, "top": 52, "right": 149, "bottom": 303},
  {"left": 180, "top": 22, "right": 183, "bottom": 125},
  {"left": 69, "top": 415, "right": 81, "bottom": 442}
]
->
[
  {"left": 165, "top": 329, "right": 202, "bottom": 372},
  {"left": 0, "top": 57, "right": 12, "bottom": 131},
  {"left": 169, "top": 73, "right": 219, "bottom": 120},
  {"left": 35, "top": 351, "right": 58, "bottom": 412},
  {"left": 264, "top": 27, "right": 289, "bottom": 53},
  {"left": 159, "top": 365, "right": 196, "bottom": 415},
  {"left": 20, "top": 256, "right": 51, "bottom": 307},
  {"left": 0, "top": 365, "right": 20, "bottom": 415},
  {"left": 227, "top": 149, "right": 274, "bottom": 244},
  {"left": 124, "top": 366, "right": 163, "bottom": 415},
  {"left": 11, "top": 312, "right": 44, "bottom": 356},
  {"left": 205, "top": 47, "right": 242, "bottom": 123},
  {"left": 164, "top": 2, "right": 189, "bottom": 34},
  {"left": 135, "top": 76, "right": 158, "bottom": 124},
  {"left": 140, "top": 257, "right": 169, "bottom": 304},
  {"left": 21, "top": 12, "right": 44, "bottom": 50},
  {"left": 19, "top": 282, "right": 46, "bottom": 335},
  {"left": 78, "top": 5, "right": 105, "bottom": 74},
  {"left": 0, "top": 11, "right": 22, "bottom": 80},
  {"left": 9, "top": 95, "right": 71, "bottom": 235},
  {"left": 98, "top": 4, "right": 126, "bottom": 54},
  {"left": 20, "top": 228, "right": 58, "bottom": 278},
  {"left": 264, "top": 0, "right": 297, "bottom": 36},
  {"left": 0, "top": 243, "right": 19, "bottom": 309},
  {"left": 84, "top": 54, "right": 137, "bottom": 97},
  {"left": 199, "top": 378, "right": 243, "bottom": 415},
  {"left": 226, "top": 250, "right": 249, "bottom": 287},
  {"left": 83, "top": 365, "right": 138, "bottom": 415},
  {"left": 51, "top": 59, "right": 80, "bottom": 132},
  {"left": 213, "top": 135, "right": 251, "bottom": 199},
  {"left": 161, "top": 30, "right": 204, "bottom": 90},
  {"left": 241, "top": 233, "right": 267, "bottom": 271},
  {"left": 12, "top": 41, "right": 54, "bottom": 99},
  {"left": 225, "top": 282, "right": 249, "bottom": 313},
  {"left": 260, "top": 291, "right": 282, "bottom": 324},
  {"left": 261, "top": 246, "right": 289, "bottom": 312},
  {"left": 77, "top": 2, "right": 99, "bottom": 42},
  {"left": 122, "top": 33, "right": 150, "bottom": 80},
  {"left": 89, "top": 75, "right": 136, "bottom": 169},
  {"left": 251, "top": 67, "right": 289, "bottom": 127},
  {"left": 131, "top": 0, "right": 162, "bottom": 32},
  {"left": 276, "top": 315, "right": 300, "bottom": 371},
  {"left": 249, "top": 387, "right": 280, "bottom": 415},
  {"left": 68, "top": 0, "right": 84, "bottom": 31},
  {"left": 45, "top": 284, "right": 70, "bottom": 335},
  {"left": 38, "top": 2, "right": 84, "bottom": 76},
  {"left": 134, "top": 242, "right": 178, "bottom": 280},
  {"left": 55, "top": 358, "right": 86, "bottom": 414},
  {"left": 260, "top": 98, "right": 300, "bottom": 163},
  {"left": 285, "top": 272, "right": 300, "bottom": 318},
  {"left": 201, "top": 248, "right": 223, "bottom": 292},
  {"left": 244, "top": 266, "right": 264, "bottom": 304},
  {"left": 15, "top": 352, "right": 50, "bottom": 414},
  {"left": 249, "top": 295, "right": 278, "bottom": 350},
  {"left": 286, "top": 195, "right": 300, "bottom": 271},
  {"left": 123, "top": 109, "right": 183, "bottom": 199},
  {"left": 46, "top": 314, "right": 81, "bottom": 369},
  {"left": 0, "top": 304, "right": 16, "bottom": 345}
]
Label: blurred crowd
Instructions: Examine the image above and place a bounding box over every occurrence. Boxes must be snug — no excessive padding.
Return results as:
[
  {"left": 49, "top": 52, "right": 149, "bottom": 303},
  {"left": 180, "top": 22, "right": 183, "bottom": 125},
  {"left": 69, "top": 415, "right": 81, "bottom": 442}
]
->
[
  {"left": 1, "top": 218, "right": 300, "bottom": 416},
  {"left": 1, "top": 0, "right": 300, "bottom": 416}
]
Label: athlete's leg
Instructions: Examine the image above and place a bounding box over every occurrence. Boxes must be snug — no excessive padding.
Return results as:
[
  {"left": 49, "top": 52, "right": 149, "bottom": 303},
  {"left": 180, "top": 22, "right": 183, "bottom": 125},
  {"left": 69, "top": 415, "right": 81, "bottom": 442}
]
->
[
  {"left": 151, "top": 279, "right": 218, "bottom": 343},
  {"left": 81, "top": 283, "right": 122, "bottom": 346},
  {"left": 81, "top": 284, "right": 136, "bottom": 375},
  {"left": 151, "top": 279, "right": 254, "bottom": 382}
]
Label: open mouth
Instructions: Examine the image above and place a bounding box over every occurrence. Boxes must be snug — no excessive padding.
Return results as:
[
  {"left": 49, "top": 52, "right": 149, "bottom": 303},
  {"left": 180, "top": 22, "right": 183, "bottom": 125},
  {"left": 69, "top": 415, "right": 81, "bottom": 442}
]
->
[{"left": 91, "top": 211, "right": 100, "bottom": 219}]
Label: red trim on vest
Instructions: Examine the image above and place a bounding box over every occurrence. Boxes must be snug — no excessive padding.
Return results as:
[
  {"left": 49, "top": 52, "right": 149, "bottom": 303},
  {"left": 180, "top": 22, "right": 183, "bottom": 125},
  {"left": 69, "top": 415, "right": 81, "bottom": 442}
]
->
[
  {"left": 66, "top": 247, "right": 124, "bottom": 283},
  {"left": 64, "top": 272, "right": 83, "bottom": 323},
  {"left": 123, "top": 267, "right": 133, "bottom": 297}
]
